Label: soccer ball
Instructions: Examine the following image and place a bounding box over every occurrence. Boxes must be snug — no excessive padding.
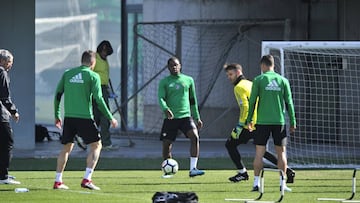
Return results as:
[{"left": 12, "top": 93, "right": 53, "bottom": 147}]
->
[{"left": 161, "top": 158, "right": 179, "bottom": 175}]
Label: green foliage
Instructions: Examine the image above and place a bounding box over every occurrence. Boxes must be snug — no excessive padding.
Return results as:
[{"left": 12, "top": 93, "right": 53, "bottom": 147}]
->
[{"left": 1, "top": 170, "right": 356, "bottom": 203}]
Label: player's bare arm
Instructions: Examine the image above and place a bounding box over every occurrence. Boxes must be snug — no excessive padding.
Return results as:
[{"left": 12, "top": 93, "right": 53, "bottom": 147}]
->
[
  {"left": 196, "top": 119, "right": 203, "bottom": 129},
  {"left": 110, "top": 118, "right": 118, "bottom": 128},
  {"left": 247, "top": 122, "right": 254, "bottom": 132},
  {"left": 12, "top": 112, "right": 20, "bottom": 122},
  {"left": 55, "top": 118, "right": 62, "bottom": 129},
  {"left": 165, "top": 109, "right": 174, "bottom": 119},
  {"left": 289, "top": 125, "right": 296, "bottom": 134}
]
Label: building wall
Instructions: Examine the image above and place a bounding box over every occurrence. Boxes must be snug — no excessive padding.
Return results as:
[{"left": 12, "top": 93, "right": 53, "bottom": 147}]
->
[
  {"left": 141, "top": 0, "right": 359, "bottom": 137},
  {"left": 0, "top": 0, "right": 35, "bottom": 149},
  {"left": 0, "top": 0, "right": 357, "bottom": 144},
  {"left": 338, "top": 0, "right": 360, "bottom": 40},
  {"left": 143, "top": 0, "right": 359, "bottom": 77},
  {"left": 142, "top": 0, "right": 305, "bottom": 136}
]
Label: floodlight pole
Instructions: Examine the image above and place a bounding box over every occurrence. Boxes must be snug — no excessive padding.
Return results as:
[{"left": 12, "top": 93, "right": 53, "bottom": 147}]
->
[
  {"left": 175, "top": 21, "right": 182, "bottom": 61},
  {"left": 121, "top": 0, "right": 128, "bottom": 131}
]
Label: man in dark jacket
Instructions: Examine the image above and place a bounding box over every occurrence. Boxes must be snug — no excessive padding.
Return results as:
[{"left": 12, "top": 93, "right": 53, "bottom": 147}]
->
[{"left": 0, "top": 49, "right": 20, "bottom": 185}]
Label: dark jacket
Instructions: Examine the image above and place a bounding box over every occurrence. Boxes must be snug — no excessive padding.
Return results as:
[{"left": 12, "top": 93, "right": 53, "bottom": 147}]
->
[{"left": 0, "top": 66, "right": 17, "bottom": 122}]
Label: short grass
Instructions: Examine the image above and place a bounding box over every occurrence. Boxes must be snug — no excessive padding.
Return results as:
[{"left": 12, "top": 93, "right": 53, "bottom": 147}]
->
[{"left": 1, "top": 170, "right": 357, "bottom": 203}]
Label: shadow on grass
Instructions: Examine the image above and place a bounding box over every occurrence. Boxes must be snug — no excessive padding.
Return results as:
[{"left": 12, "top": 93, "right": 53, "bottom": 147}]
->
[{"left": 10, "top": 157, "right": 237, "bottom": 170}]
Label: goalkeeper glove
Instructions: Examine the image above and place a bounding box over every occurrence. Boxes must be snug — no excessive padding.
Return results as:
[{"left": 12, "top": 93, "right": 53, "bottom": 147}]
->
[{"left": 231, "top": 124, "right": 243, "bottom": 139}]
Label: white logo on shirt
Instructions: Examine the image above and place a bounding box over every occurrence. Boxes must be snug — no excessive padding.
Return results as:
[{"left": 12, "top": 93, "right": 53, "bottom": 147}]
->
[
  {"left": 265, "top": 80, "right": 281, "bottom": 91},
  {"left": 169, "top": 82, "right": 182, "bottom": 90},
  {"left": 69, "top": 73, "right": 84, "bottom": 83}
]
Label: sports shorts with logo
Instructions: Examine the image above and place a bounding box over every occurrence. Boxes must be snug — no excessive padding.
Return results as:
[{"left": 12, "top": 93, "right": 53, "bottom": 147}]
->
[
  {"left": 253, "top": 125, "right": 287, "bottom": 146},
  {"left": 61, "top": 117, "right": 100, "bottom": 145},
  {"left": 160, "top": 117, "right": 197, "bottom": 141}
]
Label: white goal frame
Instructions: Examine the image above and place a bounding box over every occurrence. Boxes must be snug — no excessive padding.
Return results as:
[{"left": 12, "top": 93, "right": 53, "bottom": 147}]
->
[
  {"left": 261, "top": 41, "right": 360, "bottom": 201},
  {"left": 261, "top": 41, "right": 360, "bottom": 169},
  {"left": 262, "top": 41, "right": 360, "bottom": 76}
]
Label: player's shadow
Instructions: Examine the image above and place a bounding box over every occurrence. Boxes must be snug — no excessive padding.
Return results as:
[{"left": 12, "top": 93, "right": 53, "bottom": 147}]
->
[
  {"left": 116, "top": 181, "right": 226, "bottom": 186},
  {"left": 0, "top": 189, "right": 14, "bottom": 191}
]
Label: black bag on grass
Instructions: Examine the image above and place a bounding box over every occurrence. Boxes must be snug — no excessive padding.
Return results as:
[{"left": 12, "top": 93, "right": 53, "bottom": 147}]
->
[
  {"left": 35, "top": 124, "right": 51, "bottom": 142},
  {"left": 35, "top": 124, "right": 62, "bottom": 142},
  {"left": 152, "top": 192, "right": 198, "bottom": 203}
]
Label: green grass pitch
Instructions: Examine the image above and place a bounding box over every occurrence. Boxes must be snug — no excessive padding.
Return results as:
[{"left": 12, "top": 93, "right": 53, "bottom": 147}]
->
[{"left": 0, "top": 170, "right": 357, "bottom": 203}]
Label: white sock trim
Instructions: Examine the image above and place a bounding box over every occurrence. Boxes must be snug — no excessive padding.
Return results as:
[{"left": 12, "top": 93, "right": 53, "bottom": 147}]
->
[
  {"left": 84, "top": 168, "right": 94, "bottom": 180},
  {"left": 190, "top": 157, "right": 198, "bottom": 170},
  {"left": 239, "top": 168, "right": 247, "bottom": 174},
  {"left": 253, "top": 176, "right": 260, "bottom": 187},
  {"left": 55, "top": 172, "right": 63, "bottom": 183}
]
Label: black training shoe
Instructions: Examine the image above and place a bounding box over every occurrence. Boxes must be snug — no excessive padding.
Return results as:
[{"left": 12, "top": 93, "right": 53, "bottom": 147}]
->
[
  {"left": 286, "top": 168, "right": 295, "bottom": 184},
  {"left": 228, "top": 172, "right": 249, "bottom": 183},
  {"left": 251, "top": 186, "right": 259, "bottom": 192}
]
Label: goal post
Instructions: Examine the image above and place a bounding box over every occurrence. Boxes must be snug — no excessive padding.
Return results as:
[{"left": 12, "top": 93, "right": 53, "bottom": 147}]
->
[
  {"left": 261, "top": 41, "right": 360, "bottom": 77},
  {"left": 261, "top": 41, "right": 360, "bottom": 168}
]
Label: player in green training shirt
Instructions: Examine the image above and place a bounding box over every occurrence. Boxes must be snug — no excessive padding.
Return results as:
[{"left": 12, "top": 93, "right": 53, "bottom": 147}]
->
[
  {"left": 158, "top": 57, "right": 205, "bottom": 178},
  {"left": 246, "top": 55, "right": 296, "bottom": 192},
  {"left": 53, "top": 50, "right": 118, "bottom": 190}
]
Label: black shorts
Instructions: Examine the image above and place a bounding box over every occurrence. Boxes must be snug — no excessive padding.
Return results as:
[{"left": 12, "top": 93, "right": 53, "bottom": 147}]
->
[
  {"left": 253, "top": 125, "right": 287, "bottom": 146},
  {"left": 61, "top": 117, "right": 100, "bottom": 145},
  {"left": 160, "top": 117, "right": 197, "bottom": 141}
]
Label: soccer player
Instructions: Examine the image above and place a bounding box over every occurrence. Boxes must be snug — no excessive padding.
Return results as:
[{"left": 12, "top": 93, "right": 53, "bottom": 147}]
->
[
  {"left": 92, "top": 40, "right": 117, "bottom": 150},
  {"left": 246, "top": 55, "right": 296, "bottom": 192},
  {"left": 53, "top": 50, "right": 118, "bottom": 190},
  {"left": 158, "top": 57, "right": 205, "bottom": 178},
  {"left": 224, "top": 64, "right": 295, "bottom": 183},
  {"left": 0, "top": 49, "right": 20, "bottom": 185},
  {"left": 224, "top": 63, "right": 295, "bottom": 183}
]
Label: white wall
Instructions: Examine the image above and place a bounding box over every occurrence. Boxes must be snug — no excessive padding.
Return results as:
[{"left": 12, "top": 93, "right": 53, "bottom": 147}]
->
[{"left": 0, "top": 0, "right": 35, "bottom": 149}]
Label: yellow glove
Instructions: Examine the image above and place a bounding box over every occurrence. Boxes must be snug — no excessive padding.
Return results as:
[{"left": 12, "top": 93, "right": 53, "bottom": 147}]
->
[{"left": 231, "top": 124, "right": 243, "bottom": 139}]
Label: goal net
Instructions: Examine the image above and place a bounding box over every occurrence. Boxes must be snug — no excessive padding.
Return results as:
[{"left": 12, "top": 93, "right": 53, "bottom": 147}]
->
[
  {"left": 35, "top": 14, "right": 97, "bottom": 123},
  {"left": 131, "top": 19, "right": 290, "bottom": 138},
  {"left": 35, "top": 14, "right": 97, "bottom": 75},
  {"left": 262, "top": 41, "right": 360, "bottom": 168}
]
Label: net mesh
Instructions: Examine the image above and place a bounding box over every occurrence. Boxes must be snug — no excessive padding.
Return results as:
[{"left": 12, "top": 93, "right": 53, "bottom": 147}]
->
[
  {"left": 138, "top": 22, "right": 242, "bottom": 136},
  {"left": 35, "top": 14, "right": 97, "bottom": 75},
  {"left": 265, "top": 43, "right": 360, "bottom": 168},
  {"left": 133, "top": 20, "right": 288, "bottom": 137},
  {"left": 35, "top": 14, "right": 98, "bottom": 123}
]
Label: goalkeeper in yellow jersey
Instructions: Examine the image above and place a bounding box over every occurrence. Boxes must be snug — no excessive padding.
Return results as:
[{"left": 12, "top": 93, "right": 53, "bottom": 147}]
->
[{"left": 223, "top": 63, "right": 295, "bottom": 183}]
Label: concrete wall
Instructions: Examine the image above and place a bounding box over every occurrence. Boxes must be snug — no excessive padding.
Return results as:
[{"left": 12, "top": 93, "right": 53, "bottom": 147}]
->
[
  {"left": 0, "top": 0, "right": 357, "bottom": 143},
  {"left": 141, "top": 0, "right": 306, "bottom": 136},
  {"left": 143, "top": 0, "right": 360, "bottom": 77},
  {"left": 0, "top": 0, "right": 35, "bottom": 149},
  {"left": 141, "top": 0, "right": 360, "bottom": 137},
  {"left": 338, "top": 0, "right": 360, "bottom": 40},
  {"left": 142, "top": 0, "right": 309, "bottom": 92}
]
